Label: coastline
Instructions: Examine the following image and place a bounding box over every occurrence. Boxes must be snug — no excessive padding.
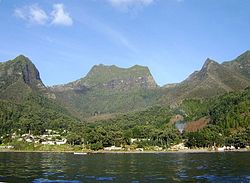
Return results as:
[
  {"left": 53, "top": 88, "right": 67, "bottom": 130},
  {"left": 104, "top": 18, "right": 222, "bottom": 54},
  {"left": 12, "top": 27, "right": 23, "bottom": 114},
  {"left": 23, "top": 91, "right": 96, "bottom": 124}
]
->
[
  {"left": 93, "top": 148, "right": 250, "bottom": 154},
  {"left": 0, "top": 148, "right": 249, "bottom": 154}
]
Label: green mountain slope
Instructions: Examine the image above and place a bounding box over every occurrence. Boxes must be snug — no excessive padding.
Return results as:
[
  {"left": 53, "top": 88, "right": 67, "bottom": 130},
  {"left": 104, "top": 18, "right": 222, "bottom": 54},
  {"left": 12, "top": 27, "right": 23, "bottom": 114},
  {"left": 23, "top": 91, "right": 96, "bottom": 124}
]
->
[
  {"left": 51, "top": 64, "right": 161, "bottom": 118},
  {"left": 1, "top": 51, "right": 249, "bottom": 121},
  {"left": 0, "top": 53, "right": 249, "bottom": 149},
  {"left": 160, "top": 53, "right": 250, "bottom": 105},
  {"left": 223, "top": 50, "right": 250, "bottom": 79},
  {"left": 0, "top": 56, "right": 79, "bottom": 136},
  {"left": 49, "top": 51, "right": 250, "bottom": 118},
  {"left": 185, "top": 87, "right": 250, "bottom": 148},
  {"left": 69, "top": 88, "right": 250, "bottom": 150},
  {"left": 0, "top": 93, "right": 79, "bottom": 136}
]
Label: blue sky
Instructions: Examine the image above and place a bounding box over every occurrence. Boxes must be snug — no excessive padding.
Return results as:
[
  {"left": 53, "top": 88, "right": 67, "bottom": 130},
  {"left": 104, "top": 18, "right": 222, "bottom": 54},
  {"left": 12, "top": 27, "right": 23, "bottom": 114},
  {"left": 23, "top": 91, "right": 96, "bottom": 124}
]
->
[{"left": 0, "top": 0, "right": 250, "bottom": 86}]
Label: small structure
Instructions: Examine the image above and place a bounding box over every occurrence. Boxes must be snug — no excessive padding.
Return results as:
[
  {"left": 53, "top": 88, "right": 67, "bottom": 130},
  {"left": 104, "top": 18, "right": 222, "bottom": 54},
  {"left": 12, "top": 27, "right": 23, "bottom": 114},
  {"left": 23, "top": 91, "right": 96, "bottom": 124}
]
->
[
  {"left": 0, "top": 146, "right": 14, "bottom": 149},
  {"left": 74, "top": 152, "right": 87, "bottom": 155},
  {"left": 41, "top": 141, "right": 56, "bottom": 145},
  {"left": 217, "top": 146, "right": 225, "bottom": 151},
  {"left": 56, "top": 139, "right": 67, "bottom": 145},
  {"left": 225, "top": 146, "right": 236, "bottom": 150},
  {"left": 104, "top": 146, "right": 122, "bottom": 151}
]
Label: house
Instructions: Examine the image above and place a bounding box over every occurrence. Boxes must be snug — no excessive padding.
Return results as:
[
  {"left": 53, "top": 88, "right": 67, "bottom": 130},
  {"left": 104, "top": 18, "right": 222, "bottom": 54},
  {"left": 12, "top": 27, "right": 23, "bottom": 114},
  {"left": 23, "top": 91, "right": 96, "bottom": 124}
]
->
[
  {"left": 130, "top": 138, "right": 150, "bottom": 144},
  {"left": 104, "top": 146, "right": 122, "bottom": 151},
  {"left": 0, "top": 146, "right": 14, "bottom": 149},
  {"left": 217, "top": 146, "right": 226, "bottom": 151},
  {"left": 41, "top": 141, "right": 56, "bottom": 145},
  {"left": 56, "top": 139, "right": 67, "bottom": 145}
]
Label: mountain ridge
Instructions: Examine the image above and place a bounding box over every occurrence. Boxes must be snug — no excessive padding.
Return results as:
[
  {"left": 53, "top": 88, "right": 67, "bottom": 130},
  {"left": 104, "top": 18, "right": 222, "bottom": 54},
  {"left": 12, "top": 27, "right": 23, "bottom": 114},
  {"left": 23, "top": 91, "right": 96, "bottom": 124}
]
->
[
  {"left": 51, "top": 64, "right": 158, "bottom": 92},
  {"left": 160, "top": 53, "right": 250, "bottom": 104},
  {"left": 1, "top": 51, "right": 249, "bottom": 118}
]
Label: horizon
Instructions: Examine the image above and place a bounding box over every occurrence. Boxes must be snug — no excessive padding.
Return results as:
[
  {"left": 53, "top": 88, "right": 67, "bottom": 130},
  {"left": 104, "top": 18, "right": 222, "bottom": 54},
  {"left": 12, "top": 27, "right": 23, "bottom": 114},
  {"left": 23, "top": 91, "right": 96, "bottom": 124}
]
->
[{"left": 1, "top": 0, "right": 250, "bottom": 86}]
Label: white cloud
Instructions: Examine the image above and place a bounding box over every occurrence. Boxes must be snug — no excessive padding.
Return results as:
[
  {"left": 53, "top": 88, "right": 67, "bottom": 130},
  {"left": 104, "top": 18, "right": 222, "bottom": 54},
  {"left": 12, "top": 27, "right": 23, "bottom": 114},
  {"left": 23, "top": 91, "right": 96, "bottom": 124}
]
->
[
  {"left": 107, "top": 0, "right": 154, "bottom": 11},
  {"left": 14, "top": 4, "right": 48, "bottom": 25},
  {"left": 51, "top": 4, "right": 73, "bottom": 26},
  {"left": 29, "top": 5, "right": 49, "bottom": 25},
  {"left": 14, "top": 3, "right": 73, "bottom": 26}
]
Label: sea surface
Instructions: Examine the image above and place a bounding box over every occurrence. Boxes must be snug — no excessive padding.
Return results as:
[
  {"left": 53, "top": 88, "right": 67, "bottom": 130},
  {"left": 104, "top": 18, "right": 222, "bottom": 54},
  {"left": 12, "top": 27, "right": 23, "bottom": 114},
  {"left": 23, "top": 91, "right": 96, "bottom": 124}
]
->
[{"left": 0, "top": 152, "right": 250, "bottom": 183}]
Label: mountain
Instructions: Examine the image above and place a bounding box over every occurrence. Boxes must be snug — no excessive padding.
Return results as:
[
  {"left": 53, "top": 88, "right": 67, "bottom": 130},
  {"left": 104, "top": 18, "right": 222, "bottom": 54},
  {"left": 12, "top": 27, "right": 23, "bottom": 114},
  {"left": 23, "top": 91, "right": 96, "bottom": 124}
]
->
[
  {"left": 222, "top": 50, "right": 250, "bottom": 79},
  {"left": 1, "top": 51, "right": 249, "bottom": 119},
  {"left": 161, "top": 52, "right": 250, "bottom": 104},
  {"left": 0, "top": 53, "right": 249, "bottom": 149},
  {"left": 0, "top": 55, "right": 49, "bottom": 102},
  {"left": 51, "top": 64, "right": 158, "bottom": 92},
  {"left": 0, "top": 55, "right": 79, "bottom": 136},
  {"left": 50, "top": 51, "right": 250, "bottom": 118},
  {"left": 50, "top": 64, "right": 161, "bottom": 118}
]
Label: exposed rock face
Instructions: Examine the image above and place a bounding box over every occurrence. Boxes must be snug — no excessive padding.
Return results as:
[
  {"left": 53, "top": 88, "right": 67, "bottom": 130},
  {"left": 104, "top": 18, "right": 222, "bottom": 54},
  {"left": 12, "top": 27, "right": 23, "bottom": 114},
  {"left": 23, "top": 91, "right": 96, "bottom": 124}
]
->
[
  {"left": 1, "top": 51, "right": 249, "bottom": 118},
  {"left": 0, "top": 55, "right": 47, "bottom": 101},
  {"left": 49, "top": 64, "right": 159, "bottom": 117},
  {"left": 22, "top": 62, "right": 39, "bottom": 85},
  {"left": 51, "top": 64, "right": 158, "bottom": 92}
]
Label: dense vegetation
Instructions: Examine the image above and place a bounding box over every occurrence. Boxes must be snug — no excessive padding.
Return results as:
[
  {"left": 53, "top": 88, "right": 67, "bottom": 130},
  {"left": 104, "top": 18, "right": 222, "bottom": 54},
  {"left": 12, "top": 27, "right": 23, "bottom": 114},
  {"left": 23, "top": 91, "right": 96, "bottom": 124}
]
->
[
  {"left": 66, "top": 106, "right": 181, "bottom": 150},
  {"left": 0, "top": 54, "right": 249, "bottom": 151},
  {"left": 1, "top": 87, "right": 249, "bottom": 151},
  {"left": 184, "top": 87, "right": 250, "bottom": 148},
  {"left": 1, "top": 88, "right": 249, "bottom": 150},
  {"left": 55, "top": 88, "right": 163, "bottom": 117},
  {"left": 0, "top": 93, "right": 79, "bottom": 137}
]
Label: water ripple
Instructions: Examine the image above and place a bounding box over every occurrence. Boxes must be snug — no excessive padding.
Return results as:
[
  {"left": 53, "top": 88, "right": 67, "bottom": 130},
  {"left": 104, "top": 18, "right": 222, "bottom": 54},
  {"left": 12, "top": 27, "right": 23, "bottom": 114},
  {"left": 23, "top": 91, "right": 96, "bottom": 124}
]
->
[
  {"left": 194, "top": 175, "right": 250, "bottom": 183},
  {"left": 95, "top": 176, "right": 115, "bottom": 181},
  {"left": 32, "top": 178, "right": 81, "bottom": 183}
]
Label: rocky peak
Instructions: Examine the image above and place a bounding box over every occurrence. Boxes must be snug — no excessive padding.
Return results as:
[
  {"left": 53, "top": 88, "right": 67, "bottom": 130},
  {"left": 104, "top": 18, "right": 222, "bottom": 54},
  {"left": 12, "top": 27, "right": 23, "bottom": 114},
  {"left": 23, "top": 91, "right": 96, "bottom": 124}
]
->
[
  {"left": 199, "top": 58, "right": 222, "bottom": 77},
  {"left": 84, "top": 64, "right": 158, "bottom": 90},
  {"left": 52, "top": 64, "right": 158, "bottom": 92},
  {"left": 201, "top": 58, "right": 217, "bottom": 70},
  {"left": 15, "top": 55, "right": 44, "bottom": 88},
  {"left": 14, "top": 54, "right": 29, "bottom": 62},
  {"left": 182, "top": 58, "right": 222, "bottom": 85},
  {"left": 0, "top": 55, "right": 46, "bottom": 91}
]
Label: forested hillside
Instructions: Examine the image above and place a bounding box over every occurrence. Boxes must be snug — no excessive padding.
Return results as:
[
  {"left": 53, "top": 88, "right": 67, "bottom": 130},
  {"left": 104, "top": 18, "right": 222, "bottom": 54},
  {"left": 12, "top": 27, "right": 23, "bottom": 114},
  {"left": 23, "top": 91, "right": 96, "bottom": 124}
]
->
[
  {"left": 185, "top": 87, "right": 250, "bottom": 148},
  {"left": 0, "top": 53, "right": 249, "bottom": 150},
  {"left": 0, "top": 93, "right": 79, "bottom": 137},
  {"left": 64, "top": 88, "right": 250, "bottom": 150}
]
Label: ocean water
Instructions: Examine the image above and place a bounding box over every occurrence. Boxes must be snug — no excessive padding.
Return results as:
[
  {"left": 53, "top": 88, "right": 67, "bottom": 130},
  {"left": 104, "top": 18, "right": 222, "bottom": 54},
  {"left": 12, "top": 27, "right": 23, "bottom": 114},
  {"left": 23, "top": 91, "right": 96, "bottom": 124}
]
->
[{"left": 0, "top": 152, "right": 249, "bottom": 182}]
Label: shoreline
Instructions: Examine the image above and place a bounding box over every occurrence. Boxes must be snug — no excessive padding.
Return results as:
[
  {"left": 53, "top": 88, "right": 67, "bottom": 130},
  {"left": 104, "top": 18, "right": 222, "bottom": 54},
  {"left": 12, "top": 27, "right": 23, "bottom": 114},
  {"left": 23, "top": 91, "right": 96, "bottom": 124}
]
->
[
  {"left": 0, "top": 148, "right": 249, "bottom": 154},
  {"left": 93, "top": 149, "right": 250, "bottom": 154}
]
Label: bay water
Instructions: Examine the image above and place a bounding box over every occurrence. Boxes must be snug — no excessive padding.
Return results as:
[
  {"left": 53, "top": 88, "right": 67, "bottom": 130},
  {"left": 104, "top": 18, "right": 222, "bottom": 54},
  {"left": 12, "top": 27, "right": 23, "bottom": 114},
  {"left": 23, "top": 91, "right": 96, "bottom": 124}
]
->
[{"left": 0, "top": 152, "right": 249, "bottom": 182}]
